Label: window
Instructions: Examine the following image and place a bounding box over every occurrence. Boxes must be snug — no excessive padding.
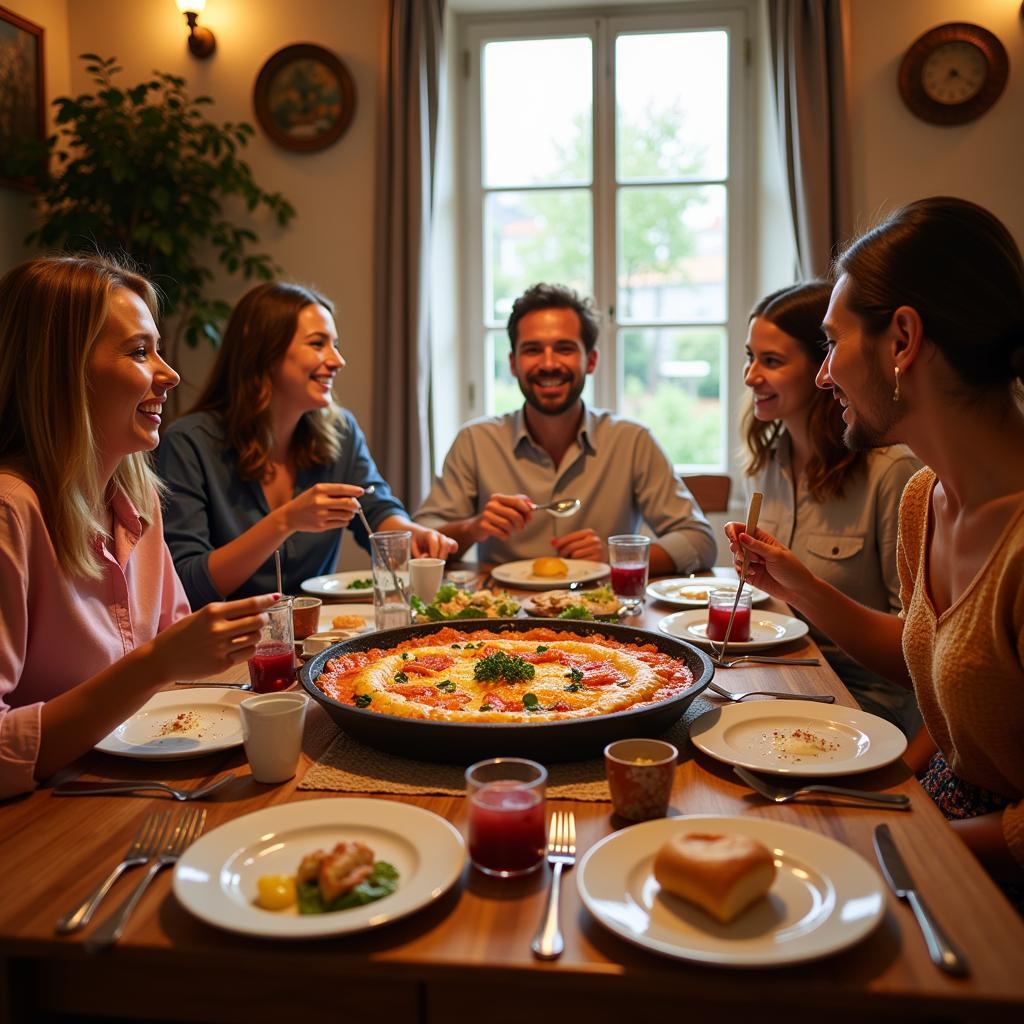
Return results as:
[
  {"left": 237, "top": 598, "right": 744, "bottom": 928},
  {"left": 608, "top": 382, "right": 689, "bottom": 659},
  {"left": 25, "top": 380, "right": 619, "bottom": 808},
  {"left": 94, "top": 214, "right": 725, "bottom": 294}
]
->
[{"left": 458, "top": 6, "right": 751, "bottom": 472}]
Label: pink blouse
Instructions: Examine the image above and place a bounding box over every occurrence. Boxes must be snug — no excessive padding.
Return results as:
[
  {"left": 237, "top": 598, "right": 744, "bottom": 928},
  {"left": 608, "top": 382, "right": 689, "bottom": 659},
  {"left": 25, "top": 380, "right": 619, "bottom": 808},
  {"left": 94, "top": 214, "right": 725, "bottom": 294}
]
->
[{"left": 0, "top": 473, "right": 189, "bottom": 798}]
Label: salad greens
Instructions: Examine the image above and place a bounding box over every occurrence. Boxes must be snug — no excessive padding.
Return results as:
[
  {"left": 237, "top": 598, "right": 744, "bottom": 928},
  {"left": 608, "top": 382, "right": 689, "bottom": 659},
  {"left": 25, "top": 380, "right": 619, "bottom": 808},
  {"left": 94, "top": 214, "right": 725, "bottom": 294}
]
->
[
  {"left": 411, "top": 584, "right": 520, "bottom": 621},
  {"left": 346, "top": 577, "right": 373, "bottom": 590},
  {"left": 296, "top": 861, "right": 399, "bottom": 914}
]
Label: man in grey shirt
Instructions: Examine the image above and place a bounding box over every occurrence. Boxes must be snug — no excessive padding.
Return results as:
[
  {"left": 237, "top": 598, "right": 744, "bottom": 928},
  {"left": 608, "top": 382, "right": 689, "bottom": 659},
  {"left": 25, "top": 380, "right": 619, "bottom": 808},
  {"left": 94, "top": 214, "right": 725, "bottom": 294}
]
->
[{"left": 416, "top": 283, "right": 716, "bottom": 574}]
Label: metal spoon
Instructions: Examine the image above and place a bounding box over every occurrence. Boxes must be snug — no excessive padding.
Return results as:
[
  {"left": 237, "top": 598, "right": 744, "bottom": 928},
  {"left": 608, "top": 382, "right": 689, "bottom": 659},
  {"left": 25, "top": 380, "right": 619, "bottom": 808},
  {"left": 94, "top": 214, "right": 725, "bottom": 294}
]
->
[{"left": 530, "top": 498, "right": 581, "bottom": 518}]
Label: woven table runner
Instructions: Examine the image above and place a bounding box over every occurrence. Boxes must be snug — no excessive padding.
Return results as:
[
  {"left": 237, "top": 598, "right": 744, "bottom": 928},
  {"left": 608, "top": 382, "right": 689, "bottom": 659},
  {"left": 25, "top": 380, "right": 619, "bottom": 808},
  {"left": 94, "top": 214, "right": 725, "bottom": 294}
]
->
[{"left": 299, "top": 696, "right": 715, "bottom": 801}]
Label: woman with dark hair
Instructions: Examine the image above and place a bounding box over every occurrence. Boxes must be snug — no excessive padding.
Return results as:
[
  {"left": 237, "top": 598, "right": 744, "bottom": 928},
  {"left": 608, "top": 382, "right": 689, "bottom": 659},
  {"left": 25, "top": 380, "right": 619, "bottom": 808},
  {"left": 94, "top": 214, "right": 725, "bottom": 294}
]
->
[
  {"left": 742, "top": 282, "right": 921, "bottom": 734},
  {"left": 727, "top": 198, "right": 1024, "bottom": 897},
  {"left": 157, "top": 282, "right": 454, "bottom": 607},
  {"left": 0, "top": 256, "right": 276, "bottom": 799}
]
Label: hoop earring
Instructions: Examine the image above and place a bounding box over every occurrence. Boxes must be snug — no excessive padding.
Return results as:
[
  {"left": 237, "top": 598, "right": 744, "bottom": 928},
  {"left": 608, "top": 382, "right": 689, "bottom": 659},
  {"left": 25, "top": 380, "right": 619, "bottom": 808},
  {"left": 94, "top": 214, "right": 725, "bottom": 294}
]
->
[{"left": 893, "top": 366, "right": 900, "bottom": 403}]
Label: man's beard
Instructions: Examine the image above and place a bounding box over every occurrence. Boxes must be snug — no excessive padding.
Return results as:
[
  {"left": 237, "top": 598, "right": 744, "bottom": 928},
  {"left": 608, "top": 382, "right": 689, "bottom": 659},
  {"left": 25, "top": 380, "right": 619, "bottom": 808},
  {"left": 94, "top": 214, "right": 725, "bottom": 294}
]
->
[
  {"left": 842, "top": 353, "right": 902, "bottom": 451},
  {"left": 521, "top": 374, "right": 585, "bottom": 416}
]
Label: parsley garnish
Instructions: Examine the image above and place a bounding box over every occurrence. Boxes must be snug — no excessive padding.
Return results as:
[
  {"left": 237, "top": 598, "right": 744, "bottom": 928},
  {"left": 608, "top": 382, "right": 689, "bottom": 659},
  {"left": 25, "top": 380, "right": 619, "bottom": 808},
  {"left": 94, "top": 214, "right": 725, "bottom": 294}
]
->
[
  {"left": 401, "top": 652, "right": 413, "bottom": 660},
  {"left": 450, "top": 643, "right": 462, "bottom": 650},
  {"left": 436, "top": 680, "right": 456, "bottom": 693},
  {"left": 536, "top": 645, "right": 549, "bottom": 653},
  {"left": 565, "top": 667, "right": 584, "bottom": 684},
  {"left": 353, "top": 694, "right": 372, "bottom": 708},
  {"left": 394, "top": 671, "right": 409, "bottom": 683},
  {"left": 473, "top": 651, "right": 536, "bottom": 684},
  {"left": 479, "top": 703, "right": 493, "bottom": 712},
  {"left": 346, "top": 577, "right": 373, "bottom": 590},
  {"left": 564, "top": 681, "right": 584, "bottom": 693},
  {"left": 522, "top": 693, "right": 541, "bottom": 711}
]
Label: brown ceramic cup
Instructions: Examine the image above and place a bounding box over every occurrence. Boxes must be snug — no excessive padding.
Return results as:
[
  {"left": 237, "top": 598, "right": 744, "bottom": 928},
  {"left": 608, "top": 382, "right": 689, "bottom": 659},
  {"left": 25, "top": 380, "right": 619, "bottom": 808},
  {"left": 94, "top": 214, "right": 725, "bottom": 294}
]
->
[
  {"left": 291, "top": 596, "right": 322, "bottom": 640},
  {"left": 604, "top": 738, "right": 678, "bottom": 821}
]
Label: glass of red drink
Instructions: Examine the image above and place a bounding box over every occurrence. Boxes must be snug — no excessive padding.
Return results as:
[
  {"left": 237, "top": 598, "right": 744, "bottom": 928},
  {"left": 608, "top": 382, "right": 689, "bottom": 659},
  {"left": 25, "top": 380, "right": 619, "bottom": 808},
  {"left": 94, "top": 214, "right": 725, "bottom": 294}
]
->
[
  {"left": 465, "top": 757, "right": 547, "bottom": 877},
  {"left": 247, "top": 598, "right": 296, "bottom": 693},
  {"left": 705, "top": 586, "right": 752, "bottom": 644},
  {"left": 607, "top": 534, "right": 650, "bottom": 609}
]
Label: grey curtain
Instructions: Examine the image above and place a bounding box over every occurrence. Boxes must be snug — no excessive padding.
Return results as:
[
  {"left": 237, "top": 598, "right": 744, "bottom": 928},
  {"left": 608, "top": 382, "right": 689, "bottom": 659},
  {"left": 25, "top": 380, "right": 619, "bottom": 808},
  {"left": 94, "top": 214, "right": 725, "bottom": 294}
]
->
[
  {"left": 766, "top": 0, "right": 851, "bottom": 278},
  {"left": 372, "top": 0, "right": 445, "bottom": 509}
]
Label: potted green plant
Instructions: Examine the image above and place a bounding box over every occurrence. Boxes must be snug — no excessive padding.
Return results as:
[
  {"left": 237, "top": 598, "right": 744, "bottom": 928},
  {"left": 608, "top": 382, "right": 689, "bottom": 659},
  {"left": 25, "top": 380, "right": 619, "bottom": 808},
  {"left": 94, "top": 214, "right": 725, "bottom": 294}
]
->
[{"left": 22, "top": 54, "right": 295, "bottom": 367}]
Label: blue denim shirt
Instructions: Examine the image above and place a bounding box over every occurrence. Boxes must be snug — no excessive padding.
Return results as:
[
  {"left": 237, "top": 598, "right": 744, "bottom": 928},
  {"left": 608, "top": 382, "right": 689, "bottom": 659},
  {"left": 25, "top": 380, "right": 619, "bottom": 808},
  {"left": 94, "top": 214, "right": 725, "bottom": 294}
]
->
[{"left": 156, "top": 409, "right": 405, "bottom": 607}]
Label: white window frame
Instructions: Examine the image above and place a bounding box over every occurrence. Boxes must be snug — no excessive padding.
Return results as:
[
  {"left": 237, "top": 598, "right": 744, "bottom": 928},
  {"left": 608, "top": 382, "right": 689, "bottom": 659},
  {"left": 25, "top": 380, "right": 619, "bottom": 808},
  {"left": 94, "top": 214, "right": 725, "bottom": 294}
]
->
[{"left": 456, "top": 2, "right": 755, "bottom": 478}]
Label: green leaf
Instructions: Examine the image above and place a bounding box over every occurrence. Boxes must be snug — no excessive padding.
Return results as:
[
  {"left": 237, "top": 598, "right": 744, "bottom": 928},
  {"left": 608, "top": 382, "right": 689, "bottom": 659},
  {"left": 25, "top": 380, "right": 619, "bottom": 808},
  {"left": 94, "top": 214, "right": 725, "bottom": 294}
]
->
[
  {"left": 522, "top": 693, "right": 540, "bottom": 711},
  {"left": 436, "top": 680, "right": 456, "bottom": 694},
  {"left": 353, "top": 694, "right": 372, "bottom": 709}
]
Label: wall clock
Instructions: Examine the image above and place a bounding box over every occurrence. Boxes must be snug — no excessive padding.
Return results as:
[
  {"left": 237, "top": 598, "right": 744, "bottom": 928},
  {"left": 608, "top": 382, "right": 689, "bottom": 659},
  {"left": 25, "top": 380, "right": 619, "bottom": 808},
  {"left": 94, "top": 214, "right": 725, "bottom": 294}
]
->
[{"left": 898, "top": 22, "right": 1008, "bottom": 125}]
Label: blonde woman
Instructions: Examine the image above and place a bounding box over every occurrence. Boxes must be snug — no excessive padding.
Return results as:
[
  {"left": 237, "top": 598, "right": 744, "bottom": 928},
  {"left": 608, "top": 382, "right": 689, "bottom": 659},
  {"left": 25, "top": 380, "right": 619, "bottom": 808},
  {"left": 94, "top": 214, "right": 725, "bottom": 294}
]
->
[
  {"left": 0, "top": 256, "right": 277, "bottom": 799},
  {"left": 157, "top": 281, "right": 454, "bottom": 607}
]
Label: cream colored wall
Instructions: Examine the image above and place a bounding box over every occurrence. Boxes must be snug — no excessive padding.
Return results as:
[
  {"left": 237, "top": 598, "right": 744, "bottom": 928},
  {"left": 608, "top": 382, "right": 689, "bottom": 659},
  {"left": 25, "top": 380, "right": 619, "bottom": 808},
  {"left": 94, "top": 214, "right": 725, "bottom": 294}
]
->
[
  {"left": 57, "top": 0, "right": 386, "bottom": 443},
  {"left": 844, "top": 0, "right": 1024, "bottom": 244},
  {"left": 0, "top": 0, "right": 70, "bottom": 270}
]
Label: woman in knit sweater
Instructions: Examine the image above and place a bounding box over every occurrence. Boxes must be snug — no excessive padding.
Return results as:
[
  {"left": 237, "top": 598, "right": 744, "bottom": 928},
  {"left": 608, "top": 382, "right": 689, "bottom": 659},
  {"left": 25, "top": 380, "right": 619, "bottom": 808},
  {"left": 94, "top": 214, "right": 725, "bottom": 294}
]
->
[{"left": 726, "top": 197, "right": 1024, "bottom": 898}]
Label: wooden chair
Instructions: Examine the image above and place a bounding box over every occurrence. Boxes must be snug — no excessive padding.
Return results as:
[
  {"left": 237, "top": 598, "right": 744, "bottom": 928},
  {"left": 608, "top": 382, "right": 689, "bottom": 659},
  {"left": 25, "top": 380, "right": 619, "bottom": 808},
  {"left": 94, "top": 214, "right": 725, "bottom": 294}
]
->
[{"left": 682, "top": 473, "right": 732, "bottom": 513}]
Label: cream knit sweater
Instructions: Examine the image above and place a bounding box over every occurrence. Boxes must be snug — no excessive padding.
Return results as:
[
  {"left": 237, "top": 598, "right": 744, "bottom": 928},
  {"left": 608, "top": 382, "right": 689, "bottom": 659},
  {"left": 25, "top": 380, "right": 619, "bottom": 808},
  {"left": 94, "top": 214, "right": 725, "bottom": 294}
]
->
[{"left": 897, "top": 469, "right": 1024, "bottom": 865}]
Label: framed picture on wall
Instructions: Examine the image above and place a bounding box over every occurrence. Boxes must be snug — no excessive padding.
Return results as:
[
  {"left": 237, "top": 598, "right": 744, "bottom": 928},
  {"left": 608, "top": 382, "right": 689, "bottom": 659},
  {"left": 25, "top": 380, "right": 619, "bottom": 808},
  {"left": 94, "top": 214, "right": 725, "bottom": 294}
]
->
[
  {"left": 0, "top": 5, "right": 45, "bottom": 190},
  {"left": 253, "top": 43, "right": 356, "bottom": 153}
]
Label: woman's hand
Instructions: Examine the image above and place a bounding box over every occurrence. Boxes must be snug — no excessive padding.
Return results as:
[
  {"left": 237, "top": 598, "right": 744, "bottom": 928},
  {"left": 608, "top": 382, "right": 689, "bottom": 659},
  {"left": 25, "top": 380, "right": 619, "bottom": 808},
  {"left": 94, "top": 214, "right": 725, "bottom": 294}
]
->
[
  {"left": 410, "top": 524, "right": 458, "bottom": 559},
  {"left": 146, "top": 593, "right": 279, "bottom": 682},
  {"left": 281, "top": 483, "right": 363, "bottom": 534},
  {"left": 723, "top": 522, "right": 814, "bottom": 603}
]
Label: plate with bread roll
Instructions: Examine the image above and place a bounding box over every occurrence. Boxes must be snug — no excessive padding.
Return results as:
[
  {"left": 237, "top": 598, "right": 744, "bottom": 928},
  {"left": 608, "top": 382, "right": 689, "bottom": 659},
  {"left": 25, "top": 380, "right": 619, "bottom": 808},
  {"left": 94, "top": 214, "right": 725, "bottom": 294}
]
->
[
  {"left": 490, "top": 558, "right": 609, "bottom": 590},
  {"left": 577, "top": 815, "right": 884, "bottom": 966}
]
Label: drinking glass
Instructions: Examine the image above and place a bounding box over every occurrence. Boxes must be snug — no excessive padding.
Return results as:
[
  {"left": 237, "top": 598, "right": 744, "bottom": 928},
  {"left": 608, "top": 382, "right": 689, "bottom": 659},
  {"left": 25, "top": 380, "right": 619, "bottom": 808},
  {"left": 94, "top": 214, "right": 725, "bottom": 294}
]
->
[
  {"left": 247, "top": 598, "right": 295, "bottom": 692},
  {"left": 706, "top": 586, "right": 752, "bottom": 643},
  {"left": 465, "top": 758, "right": 547, "bottom": 877},
  {"left": 607, "top": 534, "right": 650, "bottom": 609},
  {"left": 371, "top": 530, "right": 412, "bottom": 631}
]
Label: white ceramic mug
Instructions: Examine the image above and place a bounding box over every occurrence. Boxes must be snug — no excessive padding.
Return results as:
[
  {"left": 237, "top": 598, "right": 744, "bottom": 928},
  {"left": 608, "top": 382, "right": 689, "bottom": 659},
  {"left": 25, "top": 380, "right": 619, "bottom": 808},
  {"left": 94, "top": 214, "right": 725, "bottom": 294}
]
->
[
  {"left": 409, "top": 557, "right": 445, "bottom": 603},
  {"left": 239, "top": 692, "right": 309, "bottom": 784}
]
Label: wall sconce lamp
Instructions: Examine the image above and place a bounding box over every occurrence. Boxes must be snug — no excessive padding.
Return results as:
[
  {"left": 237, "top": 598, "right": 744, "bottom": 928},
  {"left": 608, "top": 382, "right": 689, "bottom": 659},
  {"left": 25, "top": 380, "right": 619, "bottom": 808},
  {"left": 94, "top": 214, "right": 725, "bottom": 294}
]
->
[{"left": 176, "top": 0, "right": 216, "bottom": 59}]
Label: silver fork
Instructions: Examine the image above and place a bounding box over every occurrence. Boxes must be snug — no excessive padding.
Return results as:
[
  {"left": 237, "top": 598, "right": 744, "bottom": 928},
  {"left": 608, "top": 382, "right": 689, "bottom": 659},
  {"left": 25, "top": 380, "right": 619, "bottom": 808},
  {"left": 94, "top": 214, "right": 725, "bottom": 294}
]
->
[
  {"left": 56, "top": 812, "right": 165, "bottom": 934},
  {"left": 53, "top": 774, "right": 235, "bottom": 801},
  {"left": 531, "top": 811, "right": 576, "bottom": 960},
  {"left": 708, "top": 680, "right": 835, "bottom": 703},
  {"left": 85, "top": 808, "right": 207, "bottom": 952},
  {"left": 734, "top": 766, "right": 911, "bottom": 808},
  {"left": 714, "top": 655, "right": 821, "bottom": 669}
]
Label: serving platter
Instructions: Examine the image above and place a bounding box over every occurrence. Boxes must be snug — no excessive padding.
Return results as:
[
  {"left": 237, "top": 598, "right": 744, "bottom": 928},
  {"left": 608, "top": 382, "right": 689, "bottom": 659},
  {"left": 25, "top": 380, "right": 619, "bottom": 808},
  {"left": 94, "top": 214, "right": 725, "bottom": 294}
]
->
[{"left": 300, "top": 618, "right": 713, "bottom": 763}]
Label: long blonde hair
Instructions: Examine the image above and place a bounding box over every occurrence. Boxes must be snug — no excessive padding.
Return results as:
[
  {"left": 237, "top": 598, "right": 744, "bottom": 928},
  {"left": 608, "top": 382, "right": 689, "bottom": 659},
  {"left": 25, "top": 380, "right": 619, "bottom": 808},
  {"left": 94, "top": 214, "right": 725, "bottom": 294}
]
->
[
  {"left": 190, "top": 281, "right": 342, "bottom": 481},
  {"left": 0, "top": 255, "right": 164, "bottom": 579}
]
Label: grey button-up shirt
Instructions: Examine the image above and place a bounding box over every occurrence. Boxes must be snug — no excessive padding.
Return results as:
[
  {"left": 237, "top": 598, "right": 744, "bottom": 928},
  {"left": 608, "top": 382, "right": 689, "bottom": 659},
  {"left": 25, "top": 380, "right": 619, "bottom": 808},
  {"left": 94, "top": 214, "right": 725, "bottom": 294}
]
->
[{"left": 416, "top": 406, "right": 716, "bottom": 571}]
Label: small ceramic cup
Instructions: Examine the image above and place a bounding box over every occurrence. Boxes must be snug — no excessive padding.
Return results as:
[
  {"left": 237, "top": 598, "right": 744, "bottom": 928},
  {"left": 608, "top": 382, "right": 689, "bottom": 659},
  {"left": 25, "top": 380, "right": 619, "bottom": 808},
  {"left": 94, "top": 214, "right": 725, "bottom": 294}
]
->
[
  {"left": 604, "top": 738, "right": 678, "bottom": 821},
  {"left": 291, "top": 596, "right": 322, "bottom": 641},
  {"left": 240, "top": 691, "right": 309, "bottom": 784},
  {"left": 409, "top": 557, "right": 445, "bottom": 603}
]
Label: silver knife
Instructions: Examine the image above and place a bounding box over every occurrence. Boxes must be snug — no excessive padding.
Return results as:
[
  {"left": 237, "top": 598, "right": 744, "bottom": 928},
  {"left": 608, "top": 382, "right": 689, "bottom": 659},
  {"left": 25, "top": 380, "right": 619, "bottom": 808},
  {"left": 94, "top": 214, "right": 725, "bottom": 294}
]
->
[{"left": 873, "top": 824, "right": 968, "bottom": 976}]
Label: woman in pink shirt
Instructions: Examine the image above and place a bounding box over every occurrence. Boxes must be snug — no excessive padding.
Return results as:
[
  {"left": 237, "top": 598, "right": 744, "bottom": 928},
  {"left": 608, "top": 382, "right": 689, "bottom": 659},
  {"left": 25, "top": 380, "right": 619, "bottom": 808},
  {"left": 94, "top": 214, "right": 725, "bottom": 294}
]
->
[{"left": 0, "top": 255, "right": 279, "bottom": 799}]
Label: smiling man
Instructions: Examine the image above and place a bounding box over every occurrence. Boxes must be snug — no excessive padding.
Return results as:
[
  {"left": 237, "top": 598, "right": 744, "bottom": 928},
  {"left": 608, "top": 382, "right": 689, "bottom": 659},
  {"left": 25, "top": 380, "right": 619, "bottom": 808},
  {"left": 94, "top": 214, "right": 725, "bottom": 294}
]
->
[{"left": 416, "top": 283, "right": 716, "bottom": 572}]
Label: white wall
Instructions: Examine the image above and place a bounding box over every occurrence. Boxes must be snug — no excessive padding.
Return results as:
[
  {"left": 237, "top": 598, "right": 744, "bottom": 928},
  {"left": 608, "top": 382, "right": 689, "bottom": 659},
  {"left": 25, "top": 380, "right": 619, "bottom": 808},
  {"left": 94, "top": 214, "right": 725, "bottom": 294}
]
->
[
  {"left": 0, "top": 0, "right": 70, "bottom": 270},
  {"left": 844, "top": 0, "right": 1024, "bottom": 244}
]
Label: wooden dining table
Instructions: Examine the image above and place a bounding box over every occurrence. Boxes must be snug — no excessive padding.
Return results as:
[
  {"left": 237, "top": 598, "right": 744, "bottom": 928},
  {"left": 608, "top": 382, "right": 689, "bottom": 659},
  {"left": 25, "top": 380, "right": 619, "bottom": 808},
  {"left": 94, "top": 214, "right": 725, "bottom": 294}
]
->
[{"left": 1, "top": 571, "right": 1023, "bottom": 1024}]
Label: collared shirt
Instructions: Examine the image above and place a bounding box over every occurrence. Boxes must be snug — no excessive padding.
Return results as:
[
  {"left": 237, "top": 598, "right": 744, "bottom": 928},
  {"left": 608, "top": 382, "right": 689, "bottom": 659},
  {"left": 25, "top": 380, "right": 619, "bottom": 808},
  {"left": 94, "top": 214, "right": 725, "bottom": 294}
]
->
[
  {"left": 416, "top": 405, "right": 716, "bottom": 571},
  {"left": 747, "top": 433, "right": 923, "bottom": 732},
  {"left": 0, "top": 474, "right": 189, "bottom": 798},
  {"left": 156, "top": 409, "right": 406, "bottom": 608}
]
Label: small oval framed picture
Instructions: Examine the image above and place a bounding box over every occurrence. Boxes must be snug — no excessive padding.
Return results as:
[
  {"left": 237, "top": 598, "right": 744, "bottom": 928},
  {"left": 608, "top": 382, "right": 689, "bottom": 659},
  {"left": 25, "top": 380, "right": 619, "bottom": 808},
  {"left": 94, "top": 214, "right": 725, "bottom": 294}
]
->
[{"left": 253, "top": 44, "right": 356, "bottom": 152}]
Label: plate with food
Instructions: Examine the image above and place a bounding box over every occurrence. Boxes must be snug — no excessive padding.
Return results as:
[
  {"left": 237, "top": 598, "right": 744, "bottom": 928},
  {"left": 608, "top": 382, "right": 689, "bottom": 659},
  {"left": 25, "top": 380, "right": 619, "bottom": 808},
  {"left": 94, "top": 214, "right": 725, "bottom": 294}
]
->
[
  {"left": 95, "top": 688, "right": 246, "bottom": 760},
  {"left": 658, "top": 609, "right": 809, "bottom": 652},
  {"left": 300, "top": 619, "right": 713, "bottom": 762},
  {"left": 522, "top": 585, "right": 623, "bottom": 620},
  {"left": 490, "top": 558, "right": 609, "bottom": 590},
  {"left": 689, "top": 701, "right": 907, "bottom": 777},
  {"left": 411, "top": 585, "right": 521, "bottom": 621},
  {"left": 577, "top": 814, "right": 883, "bottom": 967},
  {"left": 300, "top": 570, "right": 377, "bottom": 599},
  {"left": 173, "top": 798, "right": 465, "bottom": 938},
  {"left": 647, "top": 578, "right": 769, "bottom": 608}
]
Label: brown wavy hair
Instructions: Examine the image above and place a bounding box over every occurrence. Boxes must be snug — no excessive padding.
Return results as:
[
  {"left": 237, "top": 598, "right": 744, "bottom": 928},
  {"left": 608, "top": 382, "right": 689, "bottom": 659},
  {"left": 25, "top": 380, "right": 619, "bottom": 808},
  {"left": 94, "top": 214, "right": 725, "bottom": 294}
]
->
[
  {"left": 741, "top": 282, "right": 863, "bottom": 501},
  {"left": 189, "top": 282, "right": 342, "bottom": 480},
  {"left": 0, "top": 254, "right": 164, "bottom": 579}
]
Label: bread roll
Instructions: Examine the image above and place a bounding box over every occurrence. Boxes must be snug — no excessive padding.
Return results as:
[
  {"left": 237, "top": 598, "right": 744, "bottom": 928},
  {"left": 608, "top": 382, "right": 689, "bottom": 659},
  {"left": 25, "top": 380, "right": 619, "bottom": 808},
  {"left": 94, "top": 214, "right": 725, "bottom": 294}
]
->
[
  {"left": 532, "top": 556, "right": 568, "bottom": 577},
  {"left": 653, "top": 832, "right": 776, "bottom": 923}
]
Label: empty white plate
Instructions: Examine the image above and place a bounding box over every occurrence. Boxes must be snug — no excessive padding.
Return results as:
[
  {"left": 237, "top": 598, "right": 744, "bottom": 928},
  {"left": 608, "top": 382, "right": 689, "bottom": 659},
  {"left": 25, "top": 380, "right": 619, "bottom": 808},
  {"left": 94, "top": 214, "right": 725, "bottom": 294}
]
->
[{"left": 658, "top": 609, "right": 809, "bottom": 652}]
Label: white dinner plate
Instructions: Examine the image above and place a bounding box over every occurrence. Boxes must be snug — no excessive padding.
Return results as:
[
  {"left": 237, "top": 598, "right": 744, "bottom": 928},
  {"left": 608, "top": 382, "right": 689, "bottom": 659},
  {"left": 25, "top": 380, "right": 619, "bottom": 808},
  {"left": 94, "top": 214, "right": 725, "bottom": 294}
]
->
[
  {"left": 490, "top": 559, "right": 609, "bottom": 590},
  {"left": 95, "top": 688, "right": 246, "bottom": 760},
  {"left": 689, "top": 701, "right": 908, "bottom": 777},
  {"left": 173, "top": 798, "right": 466, "bottom": 938},
  {"left": 301, "top": 570, "right": 377, "bottom": 599},
  {"left": 316, "top": 603, "right": 374, "bottom": 634},
  {"left": 577, "top": 815, "right": 884, "bottom": 967},
  {"left": 647, "top": 577, "right": 770, "bottom": 608},
  {"left": 658, "top": 609, "right": 809, "bottom": 652}
]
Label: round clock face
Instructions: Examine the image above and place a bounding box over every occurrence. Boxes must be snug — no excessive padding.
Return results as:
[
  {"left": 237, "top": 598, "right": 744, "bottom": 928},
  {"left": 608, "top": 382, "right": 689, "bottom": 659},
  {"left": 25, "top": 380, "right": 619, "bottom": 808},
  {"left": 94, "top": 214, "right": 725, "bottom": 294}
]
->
[{"left": 899, "top": 22, "right": 1008, "bottom": 125}]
